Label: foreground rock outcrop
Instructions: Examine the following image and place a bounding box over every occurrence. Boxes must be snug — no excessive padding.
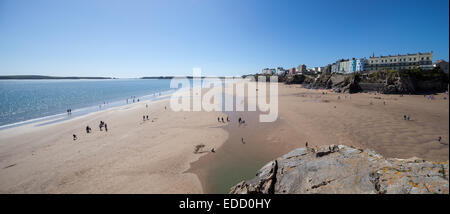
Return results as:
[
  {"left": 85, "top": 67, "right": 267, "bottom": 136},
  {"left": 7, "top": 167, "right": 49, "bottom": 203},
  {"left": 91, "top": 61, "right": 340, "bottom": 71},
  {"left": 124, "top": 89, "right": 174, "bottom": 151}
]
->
[{"left": 230, "top": 145, "right": 449, "bottom": 194}]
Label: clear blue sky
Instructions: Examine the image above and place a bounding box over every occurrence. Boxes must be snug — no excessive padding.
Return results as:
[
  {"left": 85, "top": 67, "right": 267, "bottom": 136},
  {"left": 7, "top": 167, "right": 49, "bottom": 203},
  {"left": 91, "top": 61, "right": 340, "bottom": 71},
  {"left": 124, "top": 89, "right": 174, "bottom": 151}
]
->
[{"left": 0, "top": 0, "right": 448, "bottom": 78}]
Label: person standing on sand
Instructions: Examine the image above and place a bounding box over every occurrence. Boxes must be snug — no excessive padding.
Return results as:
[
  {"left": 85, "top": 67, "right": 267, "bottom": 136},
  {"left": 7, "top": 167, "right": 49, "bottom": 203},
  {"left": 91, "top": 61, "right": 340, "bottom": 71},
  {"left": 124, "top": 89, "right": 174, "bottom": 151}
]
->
[
  {"left": 105, "top": 123, "right": 108, "bottom": 132},
  {"left": 218, "top": 117, "right": 220, "bottom": 122},
  {"left": 238, "top": 117, "right": 242, "bottom": 124},
  {"left": 73, "top": 134, "right": 77, "bottom": 141},
  {"left": 221, "top": 117, "right": 224, "bottom": 123},
  {"left": 241, "top": 137, "right": 245, "bottom": 144},
  {"left": 146, "top": 115, "right": 149, "bottom": 120},
  {"left": 143, "top": 116, "right": 145, "bottom": 121},
  {"left": 86, "top": 126, "right": 90, "bottom": 133},
  {"left": 437, "top": 136, "right": 442, "bottom": 142}
]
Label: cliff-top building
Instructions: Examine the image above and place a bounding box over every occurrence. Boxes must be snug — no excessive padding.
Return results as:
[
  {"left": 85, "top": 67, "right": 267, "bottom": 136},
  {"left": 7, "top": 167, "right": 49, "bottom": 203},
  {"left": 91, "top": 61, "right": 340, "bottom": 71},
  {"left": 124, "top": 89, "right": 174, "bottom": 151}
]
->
[
  {"left": 297, "top": 64, "right": 307, "bottom": 74},
  {"left": 289, "top": 67, "right": 296, "bottom": 75},
  {"left": 339, "top": 60, "right": 350, "bottom": 73},
  {"left": 261, "top": 68, "right": 275, "bottom": 75},
  {"left": 276, "top": 67, "right": 288, "bottom": 76},
  {"left": 356, "top": 58, "right": 365, "bottom": 72},
  {"left": 365, "top": 52, "right": 433, "bottom": 71},
  {"left": 331, "top": 62, "right": 339, "bottom": 73}
]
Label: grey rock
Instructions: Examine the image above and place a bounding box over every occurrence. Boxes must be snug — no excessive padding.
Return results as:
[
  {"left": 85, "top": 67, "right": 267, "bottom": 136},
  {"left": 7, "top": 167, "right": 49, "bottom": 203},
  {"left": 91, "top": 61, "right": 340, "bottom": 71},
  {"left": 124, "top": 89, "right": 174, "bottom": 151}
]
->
[{"left": 230, "top": 145, "right": 449, "bottom": 194}]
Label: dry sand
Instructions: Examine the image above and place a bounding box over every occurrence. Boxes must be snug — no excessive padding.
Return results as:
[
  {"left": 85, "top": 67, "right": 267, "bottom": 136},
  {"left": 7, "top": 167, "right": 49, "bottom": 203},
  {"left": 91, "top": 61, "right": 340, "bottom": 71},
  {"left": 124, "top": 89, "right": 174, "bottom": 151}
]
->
[
  {"left": 0, "top": 83, "right": 448, "bottom": 193},
  {"left": 190, "top": 83, "right": 449, "bottom": 193},
  {"left": 0, "top": 92, "right": 228, "bottom": 193}
]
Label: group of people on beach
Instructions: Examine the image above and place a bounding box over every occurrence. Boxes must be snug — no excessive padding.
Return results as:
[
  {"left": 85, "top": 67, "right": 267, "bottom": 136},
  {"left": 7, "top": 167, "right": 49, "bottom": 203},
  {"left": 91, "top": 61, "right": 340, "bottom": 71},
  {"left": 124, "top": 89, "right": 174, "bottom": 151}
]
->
[
  {"left": 238, "top": 117, "right": 245, "bottom": 125},
  {"left": 126, "top": 96, "right": 139, "bottom": 104},
  {"left": 73, "top": 121, "right": 108, "bottom": 141},
  {"left": 66, "top": 109, "right": 72, "bottom": 116},
  {"left": 403, "top": 115, "right": 411, "bottom": 121},
  {"left": 99, "top": 121, "right": 108, "bottom": 131},
  {"left": 217, "top": 116, "right": 230, "bottom": 123},
  {"left": 143, "top": 115, "right": 150, "bottom": 121}
]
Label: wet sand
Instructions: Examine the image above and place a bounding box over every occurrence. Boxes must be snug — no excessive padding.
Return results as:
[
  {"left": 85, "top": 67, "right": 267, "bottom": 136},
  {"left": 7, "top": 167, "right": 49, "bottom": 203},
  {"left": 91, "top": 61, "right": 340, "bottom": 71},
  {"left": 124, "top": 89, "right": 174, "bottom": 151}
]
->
[{"left": 190, "top": 83, "right": 449, "bottom": 193}]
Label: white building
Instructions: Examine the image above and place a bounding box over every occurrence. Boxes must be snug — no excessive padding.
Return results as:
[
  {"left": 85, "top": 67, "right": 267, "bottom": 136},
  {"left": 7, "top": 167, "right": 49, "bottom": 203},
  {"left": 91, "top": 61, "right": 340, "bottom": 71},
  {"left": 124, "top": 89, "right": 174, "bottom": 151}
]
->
[
  {"left": 339, "top": 60, "right": 350, "bottom": 73},
  {"left": 276, "top": 67, "right": 287, "bottom": 75},
  {"left": 261, "top": 68, "right": 275, "bottom": 75},
  {"left": 365, "top": 52, "right": 433, "bottom": 71}
]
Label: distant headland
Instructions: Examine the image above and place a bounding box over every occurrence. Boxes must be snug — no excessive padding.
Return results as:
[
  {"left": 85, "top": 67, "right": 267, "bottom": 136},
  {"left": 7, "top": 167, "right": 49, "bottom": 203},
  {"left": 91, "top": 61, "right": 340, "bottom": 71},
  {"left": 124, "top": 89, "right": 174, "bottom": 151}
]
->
[
  {"left": 141, "top": 76, "right": 229, "bottom": 79},
  {"left": 0, "top": 75, "right": 114, "bottom": 80}
]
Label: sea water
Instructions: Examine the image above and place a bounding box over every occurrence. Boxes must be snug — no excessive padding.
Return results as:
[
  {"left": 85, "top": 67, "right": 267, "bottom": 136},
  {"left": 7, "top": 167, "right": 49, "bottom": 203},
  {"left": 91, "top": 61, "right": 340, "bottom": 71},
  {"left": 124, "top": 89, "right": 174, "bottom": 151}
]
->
[{"left": 0, "top": 79, "right": 174, "bottom": 129}]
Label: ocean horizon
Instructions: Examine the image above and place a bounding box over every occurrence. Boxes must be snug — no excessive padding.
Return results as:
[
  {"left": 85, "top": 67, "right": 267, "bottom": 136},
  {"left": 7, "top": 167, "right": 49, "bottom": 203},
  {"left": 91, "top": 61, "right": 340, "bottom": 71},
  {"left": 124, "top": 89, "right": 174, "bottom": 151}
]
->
[{"left": 0, "top": 79, "right": 175, "bottom": 129}]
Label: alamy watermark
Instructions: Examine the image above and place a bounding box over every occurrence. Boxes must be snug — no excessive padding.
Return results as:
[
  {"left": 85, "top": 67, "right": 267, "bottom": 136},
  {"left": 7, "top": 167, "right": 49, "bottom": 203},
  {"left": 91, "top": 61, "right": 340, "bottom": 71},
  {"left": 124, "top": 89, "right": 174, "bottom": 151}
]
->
[{"left": 169, "top": 68, "right": 278, "bottom": 122}]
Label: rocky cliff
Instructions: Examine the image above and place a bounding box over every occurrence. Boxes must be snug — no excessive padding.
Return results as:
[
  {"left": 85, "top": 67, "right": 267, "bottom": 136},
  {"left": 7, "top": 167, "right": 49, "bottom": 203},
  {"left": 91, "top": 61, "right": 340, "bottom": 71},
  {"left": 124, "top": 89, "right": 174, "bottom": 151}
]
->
[
  {"left": 295, "top": 69, "right": 448, "bottom": 94},
  {"left": 230, "top": 145, "right": 449, "bottom": 194}
]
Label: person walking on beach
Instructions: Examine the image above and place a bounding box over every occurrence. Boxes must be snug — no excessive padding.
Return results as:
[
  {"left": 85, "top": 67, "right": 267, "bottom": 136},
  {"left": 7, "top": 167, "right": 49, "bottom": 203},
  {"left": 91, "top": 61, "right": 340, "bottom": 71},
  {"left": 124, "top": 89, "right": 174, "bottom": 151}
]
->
[
  {"left": 403, "top": 115, "right": 407, "bottom": 120},
  {"left": 146, "top": 115, "right": 149, "bottom": 120},
  {"left": 437, "top": 136, "right": 442, "bottom": 142},
  {"left": 104, "top": 123, "right": 108, "bottom": 132},
  {"left": 99, "top": 121, "right": 104, "bottom": 131},
  {"left": 143, "top": 115, "right": 146, "bottom": 121},
  {"left": 221, "top": 117, "right": 224, "bottom": 123},
  {"left": 241, "top": 137, "right": 245, "bottom": 144},
  {"left": 73, "top": 134, "right": 77, "bottom": 141},
  {"left": 238, "top": 117, "right": 242, "bottom": 124},
  {"left": 86, "top": 126, "right": 91, "bottom": 133},
  {"left": 218, "top": 117, "right": 220, "bottom": 122}
]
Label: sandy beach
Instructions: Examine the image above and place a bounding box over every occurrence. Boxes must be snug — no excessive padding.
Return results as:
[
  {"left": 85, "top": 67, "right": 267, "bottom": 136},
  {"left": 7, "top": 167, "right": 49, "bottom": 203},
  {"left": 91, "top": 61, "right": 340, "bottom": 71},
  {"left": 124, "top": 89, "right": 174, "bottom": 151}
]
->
[
  {"left": 0, "top": 83, "right": 448, "bottom": 193},
  {"left": 0, "top": 91, "right": 228, "bottom": 193},
  {"left": 192, "top": 83, "right": 449, "bottom": 193}
]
